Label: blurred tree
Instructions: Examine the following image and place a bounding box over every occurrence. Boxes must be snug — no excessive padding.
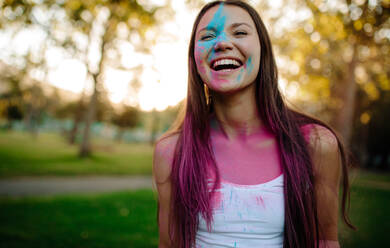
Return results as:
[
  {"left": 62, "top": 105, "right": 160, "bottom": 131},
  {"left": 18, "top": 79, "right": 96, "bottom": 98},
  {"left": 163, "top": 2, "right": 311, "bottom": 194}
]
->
[
  {"left": 0, "top": 60, "right": 49, "bottom": 135},
  {"left": 23, "top": 82, "right": 46, "bottom": 137},
  {"left": 55, "top": 96, "right": 87, "bottom": 144},
  {"left": 273, "top": 0, "right": 390, "bottom": 148},
  {"left": 159, "top": 101, "right": 183, "bottom": 132},
  {"left": 112, "top": 105, "right": 139, "bottom": 142},
  {"left": 58, "top": 0, "right": 158, "bottom": 157},
  {"left": 353, "top": 90, "right": 390, "bottom": 169},
  {"left": 1, "top": 0, "right": 164, "bottom": 156},
  {"left": 0, "top": 63, "right": 25, "bottom": 129},
  {"left": 4, "top": 104, "right": 23, "bottom": 128}
]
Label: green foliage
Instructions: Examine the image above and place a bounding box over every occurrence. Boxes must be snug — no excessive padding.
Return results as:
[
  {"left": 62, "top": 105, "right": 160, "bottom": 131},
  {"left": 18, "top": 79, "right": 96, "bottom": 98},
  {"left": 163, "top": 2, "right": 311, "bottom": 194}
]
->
[
  {"left": 112, "top": 105, "right": 139, "bottom": 129},
  {"left": 274, "top": 0, "right": 390, "bottom": 113},
  {"left": 5, "top": 104, "right": 23, "bottom": 121},
  {"left": 55, "top": 100, "right": 87, "bottom": 120},
  {"left": 270, "top": 0, "right": 390, "bottom": 164}
]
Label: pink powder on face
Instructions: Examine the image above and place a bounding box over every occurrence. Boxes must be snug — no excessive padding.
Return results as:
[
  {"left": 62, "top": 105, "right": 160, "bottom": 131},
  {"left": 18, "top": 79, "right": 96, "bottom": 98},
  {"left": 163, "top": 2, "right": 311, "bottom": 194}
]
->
[
  {"left": 209, "top": 71, "right": 230, "bottom": 86},
  {"left": 195, "top": 47, "right": 207, "bottom": 76}
]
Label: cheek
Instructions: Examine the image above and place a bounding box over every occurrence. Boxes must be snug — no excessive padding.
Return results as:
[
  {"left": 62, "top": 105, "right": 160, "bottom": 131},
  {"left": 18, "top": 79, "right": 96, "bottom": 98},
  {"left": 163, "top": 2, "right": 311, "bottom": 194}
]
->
[
  {"left": 243, "top": 44, "right": 261, "bottom": 77},
  {"left": 252, "top": 50, "right": 261, "bottom": 76},
  {"left": 194, "top": 47, "right": 207, "bottom": 75}
]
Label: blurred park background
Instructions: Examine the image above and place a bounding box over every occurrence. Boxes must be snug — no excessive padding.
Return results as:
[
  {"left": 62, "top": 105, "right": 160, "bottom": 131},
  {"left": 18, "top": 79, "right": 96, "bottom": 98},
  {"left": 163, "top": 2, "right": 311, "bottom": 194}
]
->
[{"left": 0, "top": 0, "right": 389, "bottom": 247}]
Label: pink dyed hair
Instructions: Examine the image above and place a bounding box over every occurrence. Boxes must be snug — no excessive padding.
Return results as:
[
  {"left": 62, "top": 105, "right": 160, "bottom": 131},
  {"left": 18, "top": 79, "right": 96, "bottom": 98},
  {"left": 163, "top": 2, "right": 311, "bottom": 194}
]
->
[{"left": 157, "top": 0, "right": 355, "bottom": 247}]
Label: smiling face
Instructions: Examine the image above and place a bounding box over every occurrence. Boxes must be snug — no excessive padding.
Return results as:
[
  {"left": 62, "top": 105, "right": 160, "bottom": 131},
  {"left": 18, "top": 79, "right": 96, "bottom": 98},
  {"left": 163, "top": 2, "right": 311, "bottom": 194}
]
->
[{"left": 194, "top": 4, "right": 261, "bottom": 93}]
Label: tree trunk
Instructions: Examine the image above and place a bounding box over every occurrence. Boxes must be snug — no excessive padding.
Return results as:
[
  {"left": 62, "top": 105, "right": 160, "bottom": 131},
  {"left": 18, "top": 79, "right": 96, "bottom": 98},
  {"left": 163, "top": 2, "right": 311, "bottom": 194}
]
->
[
  {"left": 78, "top": 14, "right": 113, "bottom": 157},
  {"left": 68, "top": 115, "right": 80, "bottom": 144},
  {"left": 24, "top": 101, "right": 39, "bottom": 139},
  {"left": 332, "top": 44, "right": 358, "bottom": 147},
  {"left": 79, "top": 74, "right": 98, "bottom": 157},
  {"left": 79, "top": 32, "right": 110, "bottom": 156},
  {"left": 68, "top": 96, "right": 85, "bottom": 144}
]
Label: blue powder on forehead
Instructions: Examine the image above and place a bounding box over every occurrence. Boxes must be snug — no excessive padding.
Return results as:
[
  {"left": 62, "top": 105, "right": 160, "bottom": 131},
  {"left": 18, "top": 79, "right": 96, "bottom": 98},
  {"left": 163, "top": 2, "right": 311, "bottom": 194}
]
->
[
  {"left": 206, "top": 3, "right": 226, "bottom": 34},
  {"left": 206, "top": 3, "right": 229, "bottom": 64},
  {"left": 196, "top": 4, "right": 227, "bottom": 58}
]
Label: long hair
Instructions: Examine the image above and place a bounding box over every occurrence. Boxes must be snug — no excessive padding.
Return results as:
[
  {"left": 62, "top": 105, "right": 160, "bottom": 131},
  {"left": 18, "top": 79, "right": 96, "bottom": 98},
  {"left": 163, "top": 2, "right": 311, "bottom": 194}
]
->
[{"left": 159, "top": 0, "right": 355, "bottom": 247}]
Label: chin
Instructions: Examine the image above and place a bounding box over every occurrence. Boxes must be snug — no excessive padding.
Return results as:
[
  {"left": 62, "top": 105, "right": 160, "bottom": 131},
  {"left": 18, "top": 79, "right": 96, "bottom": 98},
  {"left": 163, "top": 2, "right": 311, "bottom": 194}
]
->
[{"left": 209, "top": 81, "right": 250, "bottom": 93}]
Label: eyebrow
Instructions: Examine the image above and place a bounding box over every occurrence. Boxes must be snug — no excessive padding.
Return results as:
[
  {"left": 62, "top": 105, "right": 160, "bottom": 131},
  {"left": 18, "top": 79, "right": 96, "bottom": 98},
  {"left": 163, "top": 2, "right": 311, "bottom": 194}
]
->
[
  {"left": 231, "top": 22, "right": 252, "bottom": 29},
  {"left": 197, "top": 22, "right": 253, "bottom": 33}
]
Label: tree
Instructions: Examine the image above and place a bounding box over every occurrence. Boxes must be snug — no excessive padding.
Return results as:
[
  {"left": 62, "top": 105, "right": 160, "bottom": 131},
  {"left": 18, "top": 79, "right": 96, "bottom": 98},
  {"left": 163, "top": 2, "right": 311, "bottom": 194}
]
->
[
  {"left": 272, "top": 0, "right": 390, "bottom": 148},
  {"left": 1, "top": 0, "right": 163, "bottom": 156},
  {"left": 0, "top": 62, "right": 25, "bottom": 129},
  {"left": 55, "top": 97, "right": 87, "bottom": 144},
  {"left": 112, "top": 105, "right": 139, "bottom": 142},
  {"left": 57, "top": 0, "right": 158, "bottom": 157}
]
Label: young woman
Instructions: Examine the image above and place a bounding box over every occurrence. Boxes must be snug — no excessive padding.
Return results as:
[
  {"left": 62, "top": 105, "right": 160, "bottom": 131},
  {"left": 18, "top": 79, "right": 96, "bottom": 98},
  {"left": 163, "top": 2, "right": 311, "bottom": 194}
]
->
[{"left": 153, "top": 1, "right": 354, "bottom": 247}]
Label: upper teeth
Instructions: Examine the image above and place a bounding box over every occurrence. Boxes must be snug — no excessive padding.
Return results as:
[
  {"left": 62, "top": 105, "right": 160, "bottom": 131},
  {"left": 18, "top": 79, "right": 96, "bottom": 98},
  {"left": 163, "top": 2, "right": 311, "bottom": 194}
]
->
[{"left": 213, "top": 59, "right": 241, "bottom": 68}]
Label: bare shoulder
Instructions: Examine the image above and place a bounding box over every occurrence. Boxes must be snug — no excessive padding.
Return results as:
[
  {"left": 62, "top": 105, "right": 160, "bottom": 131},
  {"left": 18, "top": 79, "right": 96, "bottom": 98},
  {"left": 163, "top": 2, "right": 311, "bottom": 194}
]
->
[
  {"left": 300, "top": 123, "right": 341, "bottom": 178},
  {"left": 301, "top": 124, "right": 343, "bottom": 240},
  {"left": 153, "top": 132, "right": 180, "bottom": 247},
  {"left": 301, "top": 124, "right": 338, "bottom": 151},
  {"left": 153, "top": 132, "right": 180, "bottom": 184}
]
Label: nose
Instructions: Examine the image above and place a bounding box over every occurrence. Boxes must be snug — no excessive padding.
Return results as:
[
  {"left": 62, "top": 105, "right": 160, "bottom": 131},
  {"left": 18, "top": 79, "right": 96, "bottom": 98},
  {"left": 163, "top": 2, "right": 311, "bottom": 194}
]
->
[{"left": 213, "top": 39, "right": 233, "bottom": 52}]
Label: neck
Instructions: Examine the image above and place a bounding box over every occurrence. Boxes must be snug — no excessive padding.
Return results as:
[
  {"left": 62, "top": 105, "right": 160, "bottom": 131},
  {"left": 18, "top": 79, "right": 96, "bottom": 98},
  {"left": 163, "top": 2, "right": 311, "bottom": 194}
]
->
[{"left": 211, "top": 84, "right": 263, "bottom": 140}]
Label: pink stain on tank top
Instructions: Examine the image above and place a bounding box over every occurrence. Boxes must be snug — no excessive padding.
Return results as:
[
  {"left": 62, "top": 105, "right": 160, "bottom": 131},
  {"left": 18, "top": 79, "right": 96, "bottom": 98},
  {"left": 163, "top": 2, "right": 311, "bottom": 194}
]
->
[
  {"left": 211, "top": 190, "right": 223, "bottom": 210},
  {"left": 255, "top": 195, "right": 265, "bottom": 208}
]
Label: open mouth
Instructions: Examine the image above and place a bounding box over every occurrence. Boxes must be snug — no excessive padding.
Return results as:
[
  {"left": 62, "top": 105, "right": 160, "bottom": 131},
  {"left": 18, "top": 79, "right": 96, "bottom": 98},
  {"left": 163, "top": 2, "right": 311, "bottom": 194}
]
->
[{"left": 211, "top": 58, "right": 243, "bottom": 72}]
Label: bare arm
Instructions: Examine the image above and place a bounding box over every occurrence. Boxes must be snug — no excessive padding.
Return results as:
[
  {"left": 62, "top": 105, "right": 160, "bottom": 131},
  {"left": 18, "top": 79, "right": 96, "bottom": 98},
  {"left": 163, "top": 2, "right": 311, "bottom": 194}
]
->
[
  {"left": 153, "top": 134, "right": 178, "bottom": 248},
  {"left": 304, "top": 124, "right": 342, "bottom": 247}
]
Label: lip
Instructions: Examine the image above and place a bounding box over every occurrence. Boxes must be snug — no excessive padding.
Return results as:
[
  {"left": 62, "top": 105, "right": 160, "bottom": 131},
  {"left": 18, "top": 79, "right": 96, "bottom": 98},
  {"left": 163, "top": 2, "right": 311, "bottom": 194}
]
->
[{"left": 209, "top": 56, "right": 244, "bottom": 70}]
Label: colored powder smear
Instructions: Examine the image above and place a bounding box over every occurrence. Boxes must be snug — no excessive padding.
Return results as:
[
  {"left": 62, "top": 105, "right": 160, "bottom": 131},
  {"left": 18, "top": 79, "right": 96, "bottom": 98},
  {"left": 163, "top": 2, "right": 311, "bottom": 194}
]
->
[
  {"left": 236, "top": 67, "right": 244, "bottom": 82},
  {"left": 211, "top": 190, "right": 223, "bottom": 209},
  {"left": 205, "top": 3, "right": 227, "bottom": 64},
  {"left": 236, "top": 56, "right": 253, "bottom": 82},
  {"left": 195, "top": 3, "right": 255, "bottom": 86},
  {"left": 246, "top": 56, "right": 253, "bottom": 74},
  {"left": 255, "top": 195, "right": 266, "bottom": 208},
  {"left": 195, "top": 4, "right": 229, "bottom": 81}
]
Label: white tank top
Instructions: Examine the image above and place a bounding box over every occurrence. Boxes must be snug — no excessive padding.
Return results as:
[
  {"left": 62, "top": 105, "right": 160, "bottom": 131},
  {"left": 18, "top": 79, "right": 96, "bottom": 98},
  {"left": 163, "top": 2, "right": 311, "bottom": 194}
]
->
[{"left": 195, "top": 174, "right": 284, "bottom": 248}]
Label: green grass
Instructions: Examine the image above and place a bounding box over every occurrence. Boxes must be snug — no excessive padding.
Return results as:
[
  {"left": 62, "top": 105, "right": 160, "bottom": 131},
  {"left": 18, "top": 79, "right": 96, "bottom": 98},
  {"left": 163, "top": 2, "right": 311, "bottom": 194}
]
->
[
  {"left": 0, "top": 183, "right": 389, "bottom": 247},
  {"left": 339, "top": 184, "right": 389, "bottom": 247},
  {"left": 0, "top": 130, "right": 389, "bottom": 247},
  {"left": 0, "top": 190, "right": 159, "bottom": 248},
  {"left": 350, "top": 167, "right": 390, "bottom": 183},
  {"left": 0, "top": 131, "right": 153, "bottom": 177}
]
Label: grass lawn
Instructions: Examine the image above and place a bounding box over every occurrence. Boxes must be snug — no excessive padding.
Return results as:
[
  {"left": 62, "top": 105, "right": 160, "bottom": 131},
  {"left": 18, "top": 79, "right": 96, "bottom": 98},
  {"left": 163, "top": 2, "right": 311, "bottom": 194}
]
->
[
  {"left": 0, "top": 190, "right": 159, "bottom": 248},
  {"left": 0, "top": 131, "right": 153, "bottom": 177},
  {"left": 338, "top": 184, "right": 390, "bottom": 248},
  {"left": 0, "top": 182, "right": 389, "bottom": 248},
  {"left": 1, "top": 130, "right": 389, "bottom": 247}
]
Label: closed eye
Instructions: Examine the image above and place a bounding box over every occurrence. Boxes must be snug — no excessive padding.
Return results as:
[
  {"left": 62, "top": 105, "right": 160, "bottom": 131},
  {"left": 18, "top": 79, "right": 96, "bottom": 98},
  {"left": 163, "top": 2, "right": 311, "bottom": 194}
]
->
[
  {"left": 201, "top": 34, "right": 215, "bottom": 41},
  {"left": 234, "top": 31, "right": 247, "bottom": 36}
]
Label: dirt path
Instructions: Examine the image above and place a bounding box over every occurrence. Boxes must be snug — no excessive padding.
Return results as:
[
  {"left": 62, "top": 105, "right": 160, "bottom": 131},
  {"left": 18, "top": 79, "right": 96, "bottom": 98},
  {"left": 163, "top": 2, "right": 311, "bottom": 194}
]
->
[
  {"left": 1, "top": 175, "right": 389, "bottom": 197},
  {"left": 0, "top": 176, "right": 154, "bottom": 197}
]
